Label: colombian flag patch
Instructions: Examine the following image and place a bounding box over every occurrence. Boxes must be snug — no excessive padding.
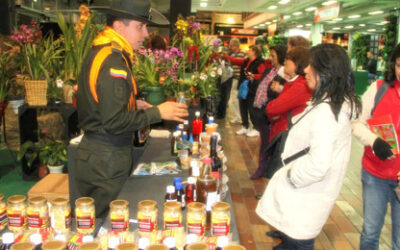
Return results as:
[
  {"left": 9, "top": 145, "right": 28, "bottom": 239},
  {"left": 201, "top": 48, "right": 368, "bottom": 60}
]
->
[{"left": 109, "top": 68, "right": 127, "bottom": 79}]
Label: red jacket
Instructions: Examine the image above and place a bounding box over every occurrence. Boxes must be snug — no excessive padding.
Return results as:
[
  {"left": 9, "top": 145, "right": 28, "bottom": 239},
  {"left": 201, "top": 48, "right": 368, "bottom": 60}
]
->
[
  {"left": 266, "top": 75, "right": 313, "bottom": 141},
  {"left": 224, "top": 55, "right": 265, "bottom": 81},
  {"left": 362, "top": 79, "right": 400, "bottom": 180}
]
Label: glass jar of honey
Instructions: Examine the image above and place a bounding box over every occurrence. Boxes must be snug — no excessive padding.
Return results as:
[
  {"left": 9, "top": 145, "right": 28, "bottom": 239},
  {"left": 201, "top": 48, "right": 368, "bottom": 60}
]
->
[
  {"left": 109, "top": 200, "right": 129, "bottom": 232},
  {"left": 186, "top": 202, "right": 206, "bottom": 236},
  {"left": 137, "top": 200, "right": 157, "bottom": 233},
  {"left": 42, "top": 240, "right": 67, "bottom": 250},
  {"left": 211, "top": 202, "right": 230, "bottom": 237},
  {"left": 75, "top": 197, "right": 95, "bottom": 235},
  {"left": 50, "top": 198, "right": 71, "bottom": 234},
  {"left": 79, "top": 242, "right": 101, "bottom": 250},
  {"left": 0, "top": 194, "right": 8, "bottom": 231},
  {"left": 163, "top": 201, "right": 182, "bottom": 230},
  {"left": 10, "top": 242, "right": 35, "bottom": 250},
  {"left": 7, "top": 195, "right": 27, "bottom": 233},
  {"left": 115, "top": 242, "right": 138, "bottom": 250},
  {"left": 186, "top": 242, "right": 209, "bottom": 250},
  {"left": 27, "top": 196, "right": 49, "bottom": 230}
]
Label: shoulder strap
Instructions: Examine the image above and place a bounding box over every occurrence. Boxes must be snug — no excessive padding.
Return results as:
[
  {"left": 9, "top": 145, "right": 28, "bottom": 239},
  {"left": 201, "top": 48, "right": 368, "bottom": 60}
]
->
[
  {"left": 287, "top": 101, "right": 325, "bottom": 129},
  {"left": 371, "top": 81, "right": 390, "bottom": 116}
]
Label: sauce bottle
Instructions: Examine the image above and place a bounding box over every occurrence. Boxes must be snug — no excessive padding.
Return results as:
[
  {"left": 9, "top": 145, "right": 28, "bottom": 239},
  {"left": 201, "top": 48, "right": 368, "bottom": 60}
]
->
[
  {"left": 192, "top": 111, "right": 202, "bottom": 142},
  {"left": 165, "top": 186, "right": 177, "bottom": 202},
  {"left": 185, "top": 177, "right": 197, "bottom": 204}
]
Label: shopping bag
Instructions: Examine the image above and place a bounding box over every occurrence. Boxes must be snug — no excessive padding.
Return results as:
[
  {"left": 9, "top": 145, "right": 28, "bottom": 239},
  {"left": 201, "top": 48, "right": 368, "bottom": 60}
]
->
[{"left": 238, "top": 80, "right": 249, "bottom": 100}]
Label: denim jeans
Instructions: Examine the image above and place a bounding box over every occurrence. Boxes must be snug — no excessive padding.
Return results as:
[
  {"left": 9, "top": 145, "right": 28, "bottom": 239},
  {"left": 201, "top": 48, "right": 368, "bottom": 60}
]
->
[
  {"left": 280, "top": 233, "right": 315, "bottom": 250},
  {"left": 360, "top": 168, "right": 400, "bottom": 250}
]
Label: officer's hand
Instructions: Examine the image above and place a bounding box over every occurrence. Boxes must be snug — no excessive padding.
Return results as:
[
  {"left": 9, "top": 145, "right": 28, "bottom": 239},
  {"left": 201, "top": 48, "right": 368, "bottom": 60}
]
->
[
  {"left": 136, "top": 100, "right": 152, "bottom": 110},
  {"left": 157, "top": 102, "right": 188, "bottom": 122},
  {"left": 372, "top": 137, "right": 395, "bottom": 160}
]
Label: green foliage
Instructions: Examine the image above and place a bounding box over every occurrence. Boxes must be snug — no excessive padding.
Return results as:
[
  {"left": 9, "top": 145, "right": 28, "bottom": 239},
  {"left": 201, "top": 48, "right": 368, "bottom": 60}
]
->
[
  {"left": 17, "top": 139, "right": 67, "bottom": 167},
  {"left": 17, "top": 141, "right": 41, "bottom": 167},
  {"left": 0, "top": 50, "right": 13, "bottom": 103},
  {"left": 381, "top": 15, "right": 398, "bottom": 62},
  {"left": 351, "top": 32, "right": 370, "bottom": 68},
  {"left": 267, "top": 35, "right": 288, "bottom": 47}
]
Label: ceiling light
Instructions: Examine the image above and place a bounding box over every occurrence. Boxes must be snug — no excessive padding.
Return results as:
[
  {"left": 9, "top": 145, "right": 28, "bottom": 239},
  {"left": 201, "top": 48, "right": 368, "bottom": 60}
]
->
[
  {"left": 348, "top": 15, "right": 360, "bottom": 19},
  {"left": 268, "top": 5, "right": 277, "bottom": 9},
  {"left": 333, "top": 27, "right": 341, "bottom": 30},
  {"left": 345, "top": 25, "right": 354, "bottom": 29},
  {"left": 200, "top": 2, "right": 207, "bottom": 7},
  {"left": 305, "top": 23, "right": 312, "bottom": 27},
  {"left": 283, "top": 15, "right": 291, "bottom": 19},
  {"left": 260, "top": 23, "right": 265, "bottom": 26},
  {"left": 293, "top": 12, "right": 302, "bottom": 16},
  {"left": 265, "top": 21, "right": 271, "bottom": 25},
  {"left": 367, "top": 29, "right": 376, "bottom": 32},
  {"left": 273, "top": 19, "right": 278, "bottom": 22},
  {"left": 322, "top": 1, "right": 336, "bottom": 6},
  {"left": 297, "top": 25, "right": 304, "bottom": 28},
  {"left": 279, "top": 0, "right": 290, "bottom": 4},
  {"left": 359, "top": 24, "right": 366, "bottom": 27},
  {"left": 227, "top": 17, "right": 234, "bottom": 23},
  {"left": 332, "top": 18, "right": 342, "bottom": 21},
  {"left": 305, "top": 7, "right": 316, "bottom": 12},
  {"left": 369, "top": 10, "right": 384, "bottom": 15}
]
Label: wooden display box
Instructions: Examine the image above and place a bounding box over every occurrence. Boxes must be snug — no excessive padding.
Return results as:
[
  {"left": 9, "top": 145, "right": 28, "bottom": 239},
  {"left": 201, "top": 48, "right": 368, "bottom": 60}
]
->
[{"left": 28, "top": 173, "right": 69, "bottom": 202}]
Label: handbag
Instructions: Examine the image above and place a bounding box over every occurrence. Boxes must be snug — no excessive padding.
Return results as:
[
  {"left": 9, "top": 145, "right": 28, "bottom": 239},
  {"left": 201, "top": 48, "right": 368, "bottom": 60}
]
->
[
  {"left": 263, "top": 103, "right": 323, "bottom": 178},
  {"left": 238, "top": 79, "right": 249, "bottom": 100}
]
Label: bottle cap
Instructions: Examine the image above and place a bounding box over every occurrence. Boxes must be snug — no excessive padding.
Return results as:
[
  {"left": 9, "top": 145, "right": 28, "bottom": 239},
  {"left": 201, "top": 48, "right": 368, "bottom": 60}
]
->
[
  {"left": 173, "top": 177, "right": 182, "bottom": 186},
  {"left": 178, "top": 124, "right": 184, "bottom": 130},
  {"left": 166, "top": 185, "right": 175, "bottom": 194},
  {"left": 186, "top": 234, "right": 198, "bottom": 245},
  {"left": 191, "top": 166, "right": 200, "bottom": 177},
  {"left": 184, "top": 120, "right": 189, "bottom": 125},
  {"left": 108, "top": 236, "right": 119, "bottom": 249},
  {"left": 195, "top": 111, "right": 200, "bottom": 117},
  {"left": 188, "top": 177, "right": 196, "bottom": 184},
  {"left": 82, "top": 235, "right": 94, "bottom": 243},
  {"left": 163, "top": 237, "right": 176, "bottom": 248},
  {"left": 29, "top": 233, "right": 42, "bottom": 245},
  {"left": 138, "top": 238, "right": 150, "bottom": 249},
  {"left": 202, "top": 157, "right": 212, "bottom": 165},
  {"left": 2, "top": 232, "right": 14, "bottom": 244},
  {"left": 217, "top": 236, "right": 229, "bottom": 248},
  {"left": 211, "top": 172, "right": 220, "bottom": 179},
  {"left": 208, "top": 116, "right": 214, "bottom": 124},
  {"left": 176, "top": 181, "right": 183, "bottom": 190}
]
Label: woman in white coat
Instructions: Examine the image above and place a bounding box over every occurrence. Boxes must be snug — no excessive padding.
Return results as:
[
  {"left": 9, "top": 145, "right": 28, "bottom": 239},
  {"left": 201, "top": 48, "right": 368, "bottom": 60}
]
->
[{"left": 256, "top": 43, "right": 361, "bottom": 249}]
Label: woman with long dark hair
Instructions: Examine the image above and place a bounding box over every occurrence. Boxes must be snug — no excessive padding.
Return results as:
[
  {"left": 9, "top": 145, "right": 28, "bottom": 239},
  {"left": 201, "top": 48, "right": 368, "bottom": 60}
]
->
[
  {"left": 256, "top": 43, "right": 361, "bottom": 249},
  {"left": 353, "top": 43, "right": 400, "bottom": 250}
]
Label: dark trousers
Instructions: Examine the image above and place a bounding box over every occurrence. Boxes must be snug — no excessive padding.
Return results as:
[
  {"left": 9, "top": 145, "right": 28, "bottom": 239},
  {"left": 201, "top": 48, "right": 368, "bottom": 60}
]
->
[
  {"left": 239, "top": 95, "right": 257, "bottom": 129},
  {"left": 257, "top": 110, "right": 270, "bottom": 171},
  {"left": 217, "top": 77, "right": 233, "bottom": 118},
  {"left": 74, "top": 136, "right": 132, "bottom": 218},
  {"left": 279, "top": 233, "right": 315, "bottom": 250}
]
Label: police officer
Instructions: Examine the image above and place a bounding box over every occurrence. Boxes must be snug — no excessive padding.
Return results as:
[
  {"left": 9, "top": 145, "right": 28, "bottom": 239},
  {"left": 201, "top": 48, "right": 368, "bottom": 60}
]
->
[{"left": 74, "top": 0, "right": 188, "bottom": 218}]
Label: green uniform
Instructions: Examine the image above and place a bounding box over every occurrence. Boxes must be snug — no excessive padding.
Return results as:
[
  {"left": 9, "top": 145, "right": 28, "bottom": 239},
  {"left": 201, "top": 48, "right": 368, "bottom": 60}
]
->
[{"left": 75, "top": 42, "right": 161, "bottom": 218}]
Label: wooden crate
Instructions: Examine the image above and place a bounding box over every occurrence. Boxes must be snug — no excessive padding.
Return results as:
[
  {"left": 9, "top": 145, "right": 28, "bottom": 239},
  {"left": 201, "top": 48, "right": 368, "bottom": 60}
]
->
[{"left": 28, "top": 173, "right": 69, "bottom": 202}]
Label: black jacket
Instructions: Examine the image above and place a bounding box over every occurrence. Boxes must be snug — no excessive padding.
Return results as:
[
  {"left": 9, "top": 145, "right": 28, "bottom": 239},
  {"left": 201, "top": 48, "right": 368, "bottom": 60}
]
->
[{"left": 238, "top": 57, "right": 265, "bottom": 97}]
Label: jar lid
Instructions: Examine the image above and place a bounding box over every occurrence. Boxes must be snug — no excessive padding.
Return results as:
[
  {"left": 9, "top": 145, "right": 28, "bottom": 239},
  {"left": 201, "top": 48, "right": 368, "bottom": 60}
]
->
[
  {"left": 10, "top": 242, "right": 35, "bottom": 250},
  {"left": 222, "top": 244, "right": 246, "bottom": 250},
  {"left": 116, "top": 243, "right": 138, "bottom": 250},
  {"left": 212, "top": 202, "right": 230, "bottom": 212},
  {"left": 146, "top": 244, "right": 168, "bottom": 250},
  {"left": 110, "top": 200, "right": 129, "bottom": 209},
  {"left": 187, "top": 202, "right": 205, "bottom": 212},
  {"left": 0, "top": 194, "right": 4, "bottom": 202},
  {"left": 51, "top": 198, "right": 69, "bottom": 206},
  {"left": 187, "top": 242, "right": 209, "bottom": 250},
  {"left": 138, "top": 200, "right": 157, "bottom": 211},
  {"left": 28, "top": 196, "right": 47, "bottom": 205},
  {"left": 163, "top": 201, "right": 181, "bottom": 211},
  {"left": 7, "top": 195, "right": 26, "bottom": 204},
  {"left": 79, "top": 242, "right": 101, "bottom": 250},
  {"left": 75, "top": 197, "right": 94, "bottom": 207},
  {"left": 42, "top": 241, "right": 66, "bottom": 250}
]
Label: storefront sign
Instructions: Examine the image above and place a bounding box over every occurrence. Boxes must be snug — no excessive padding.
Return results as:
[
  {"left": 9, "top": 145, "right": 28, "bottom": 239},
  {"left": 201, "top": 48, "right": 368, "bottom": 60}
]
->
[
  {"left": 231, "top": 28, "right": 258, "bottom": 35},
  {"left": 314, "top": 3, "right": 340, "bottom": 23}
]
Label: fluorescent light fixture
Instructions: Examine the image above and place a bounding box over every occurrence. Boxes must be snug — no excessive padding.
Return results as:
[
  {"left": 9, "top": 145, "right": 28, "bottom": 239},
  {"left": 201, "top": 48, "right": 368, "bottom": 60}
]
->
[
  {"left": 44, "top": 7, "right": 50, "bottom": 11},
  {"left": 260, "top": 23, "right": 265, "bottom": 26},
  {"left": 345, "top": 25, "right": 354, "bottom": 29},
  {"left": 283, "top": 15, "right": 291, "bottom": 19},
  {"left": 322, "top": 0, "right": 336, "bottom": 6},
  {"left": 359, "top": 24, "right": 366, "bottom": 27},
  {"left": 297, "top": 25, "right": 304, "bottom": 28},
  {"left": 348, "top": 15, "right": 360, "bottom": 19},
  {"left": 332, "top": 18, "right": 342, "bottom": 21},
  {"left": 200, "top": 2, "right": 207, "bottom": 7},
  {"left": 333, "top": 27, "right": 341, "bottom": 30},
  {"left": 265, "top": 21, "right": 271, "bottom": 25},
  {"left": 369, "top": 10, "right": 384, "bottom": 15},
  {"left": 305, "top": 23, "right": 312, "bottom": 27},
  {"left": 305, "top": 7, "right": 316, "bottom": 12},
  {"left": 227, "top": 17, "right": 234, "bottom": 23},
  {"left": 293, "top": 12, "right": 302, "bottom": 15},
  {"left": 279, "top": 0, "right": 290, "bottom": 4},
  {"left": 367, "top": 29, "right": 376, "bottom": 32},
  {"left": 268, "top": 5, "right": 278, "bottom": 9}
]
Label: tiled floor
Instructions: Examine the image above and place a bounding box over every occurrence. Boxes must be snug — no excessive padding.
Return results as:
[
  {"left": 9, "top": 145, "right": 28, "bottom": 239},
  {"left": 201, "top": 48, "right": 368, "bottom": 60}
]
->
[{"left": 218, "top": 119, "right": 393, "bottom": 250}]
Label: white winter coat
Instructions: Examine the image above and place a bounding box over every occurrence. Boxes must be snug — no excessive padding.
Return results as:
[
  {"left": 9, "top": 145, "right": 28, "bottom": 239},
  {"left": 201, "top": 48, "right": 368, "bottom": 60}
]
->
[{"left": 256, "top": 101, "right": 353, "bottom": 240}]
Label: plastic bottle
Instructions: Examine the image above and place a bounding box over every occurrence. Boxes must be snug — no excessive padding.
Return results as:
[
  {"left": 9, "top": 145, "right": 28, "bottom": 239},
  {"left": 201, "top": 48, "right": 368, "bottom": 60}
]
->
[
  {"left": 185, "top": 177, "right": 197, "bottom": 204},
  {"left": 1, "top": 232, "right": 14, "bottom": 250},
  {"left": 175, "top": 182, "right": 185, "bottom": 210},
  {"left": 165, "top": 186, "right": 177, "bottom": 202},
  {"left": 192, "top": 111, "right": 202, "bottom": 142}
]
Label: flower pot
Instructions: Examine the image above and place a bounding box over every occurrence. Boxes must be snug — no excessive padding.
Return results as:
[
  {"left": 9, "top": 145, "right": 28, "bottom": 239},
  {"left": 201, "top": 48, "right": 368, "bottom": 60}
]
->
[
  {"left": 165, "top": 97, "right": 176, "bottom": 102},
  {"left": 24, "top": 80, "right": 48, "bottom": 106},
  {"left": 9, "top": 99, "right": 25, "bottom": 114},
  {"left": 144, "top": 87, "right": 165, "bottom": 106},
  {"left": 38, "top": 165, "right": 49, "bottom": 179},
  {"left": 47, "top": 164, "right": 64, "bottom": 174}
]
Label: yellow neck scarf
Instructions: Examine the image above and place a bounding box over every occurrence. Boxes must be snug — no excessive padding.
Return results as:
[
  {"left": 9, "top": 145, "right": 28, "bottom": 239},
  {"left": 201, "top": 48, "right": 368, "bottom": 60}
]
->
[{"left": 93, "top": 26, "right": 134, "bottom": 63}]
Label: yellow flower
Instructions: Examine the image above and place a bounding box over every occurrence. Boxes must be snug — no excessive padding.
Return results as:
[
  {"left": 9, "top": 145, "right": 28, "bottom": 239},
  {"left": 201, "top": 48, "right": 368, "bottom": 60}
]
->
[
  {"left": 184, "top": 37, "right": 193, "bottom": 45},
  {"left": 175, "top": 19, "right": 188, "bottom": 31},
  {"left": 75, "top": 5, "right": 91, "bottom": 40}
]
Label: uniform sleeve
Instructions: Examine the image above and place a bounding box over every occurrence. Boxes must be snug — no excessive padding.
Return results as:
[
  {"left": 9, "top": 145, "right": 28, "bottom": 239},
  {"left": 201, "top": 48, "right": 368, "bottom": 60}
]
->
[
  {"left": 96, "top": 55, "right": 162, "bottom": 135},
  {"left": 351, "top": 81, "right": 378, "bottom": 146},
  {"left": 266, "top": 80, "right": 311, "bottom": 118}
]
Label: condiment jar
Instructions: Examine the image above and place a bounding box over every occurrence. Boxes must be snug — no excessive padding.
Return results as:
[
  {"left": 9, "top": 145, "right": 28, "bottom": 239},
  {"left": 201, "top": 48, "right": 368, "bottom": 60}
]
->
[
  {"left": 186, "top": 202, "right": 206, "bottom": 236},
  {"left": 137, "top": 200, "right": 158, "bottom": 233},
  {"left": 116, "top": 243, "right": 138, "bottom": 250},
  {"left": 75, "top": 197, "right": 95, "bottom": 235},
  {"left": 79, "top": 242, "right": 101, "bottom": 250},
  {"left": 0, "top": 194, "right": 7, "bottom": 230},
  {"left": 50, "top": 198, "right": 71, "bottom": 234},
  {"left": 146, "top": 244, "right": 168, "bottom": 250},
  {"left": 211, "top": 202, "right": 230, "bottom": 236},
  {"left": 27, "top": 196, "right": 49, "bottom": 230},
  {"left": 7, "top": 195, "right": 27, "bottom": 233},
  {"left": 163, "top": 201, "right": 182, "bottom": 230},
  {"left": 222, "top": 244, "right": 246, "bottom": 250},
  {"left": 10, "top": 242, "right": 35, "bottom": 250},
  {"left": 109, "top": 200, "right": 129, "bottom": 232},
  {"left": 186, "top": 242, "right": 209, "bottom": 250},
  {"left": 42, "top": 240, "right": 66, "bottom": 250}
]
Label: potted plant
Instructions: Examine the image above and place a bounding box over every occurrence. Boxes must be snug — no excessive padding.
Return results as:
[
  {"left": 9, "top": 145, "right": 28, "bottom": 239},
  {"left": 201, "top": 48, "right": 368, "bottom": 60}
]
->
[
  {"left": 39, "top": 140, "right": 67, "bottom": 174},
  {"left": 17, "top": 140, "right": 49, "bottom": 179}
]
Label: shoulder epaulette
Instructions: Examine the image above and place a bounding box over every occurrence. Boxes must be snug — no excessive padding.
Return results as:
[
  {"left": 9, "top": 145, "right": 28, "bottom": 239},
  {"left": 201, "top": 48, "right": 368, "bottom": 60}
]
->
[{"left": 110, "top": 41, "right": 123, "bottom": 54}]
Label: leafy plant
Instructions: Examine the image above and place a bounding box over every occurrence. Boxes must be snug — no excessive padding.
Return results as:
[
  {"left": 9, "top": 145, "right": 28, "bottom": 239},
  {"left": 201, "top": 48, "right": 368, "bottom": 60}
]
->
[
  {"left": 381, "top": 14, "right": 397, "bottom": 62},
  {"left": 351, "top": 32, "right": 370, "bottom": 68},
  {"left": 39, "top": 140, "right": 67, "bottom": 166},
  {"left": 0, "top": 50, "right": 13, "bottom": 103},
  {"left": 17, "top": 141, "right": 42, "bottom": 167}
]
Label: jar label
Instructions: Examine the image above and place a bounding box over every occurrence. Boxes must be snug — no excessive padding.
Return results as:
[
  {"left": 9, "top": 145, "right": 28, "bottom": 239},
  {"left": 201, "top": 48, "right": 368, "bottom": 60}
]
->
[
  {"left": 206, "top": 192, "right": 218, "bottom": 211},
  {"left": 111, "top": 213, "right": 129, "bottom": 232},
  {"left": 51, "top": 210, "right": 71, "bottom": 230},
  {"left": 164, "top": 215, "right": 182, "bottom": 230},
  {"left": 27, "top": 211, "right": 44, "bottom": 228},
  {"left": 212, "top": 215, "right": 230, "bottom": 236},
  {"left": 187, "top": 215, "right": 205, "bottom": 235},
  {"left": 65, "top": 211, "right": 71, "bottom": 229},
  {"left": 7, "top": 209, "right": 26, "bottom": 228},
  {"left": 138, "top": 213, "right": 157, "bottom": 232},
  {"left": 76, "top": 213, "right": 95, "bottom": 229},
  {"left": 0, "top": 207, "right": 7, "bottom": 227}
]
